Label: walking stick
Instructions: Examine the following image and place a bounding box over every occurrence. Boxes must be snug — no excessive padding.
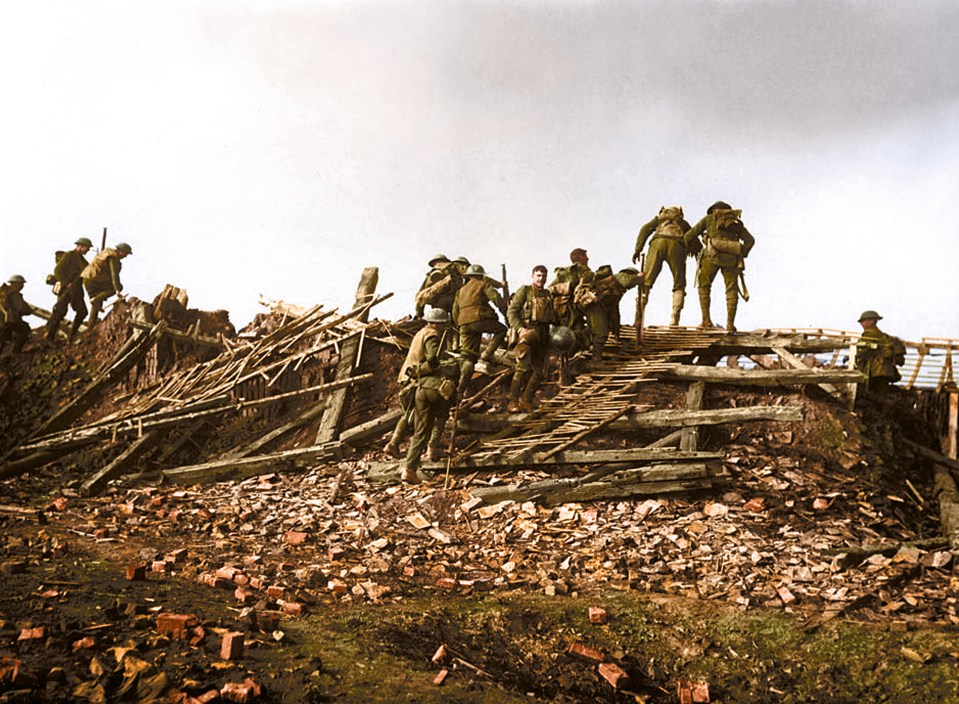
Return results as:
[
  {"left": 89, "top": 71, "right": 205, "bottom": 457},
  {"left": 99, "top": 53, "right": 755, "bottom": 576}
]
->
[{"left": 444, "top": 396, "right": 461, "bottom": 490}]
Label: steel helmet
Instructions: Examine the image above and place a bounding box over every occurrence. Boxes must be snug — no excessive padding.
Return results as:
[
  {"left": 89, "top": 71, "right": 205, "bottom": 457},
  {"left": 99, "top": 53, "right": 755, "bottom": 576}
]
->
[
  {"left": 453, "top": 256, "right": 471, "bottom": 265},
  {"left": 7, "top": 274, "right": 26, "bottom": 285},
  {"left": 619, "top": 267, "right": 639, "bottom": 275},
  {"left": 549, "top": 325, "right": 576, "bottom": 352},
  {"left": 595, "top": 264, "right": 613, "bottom": 278},
  {"left": 424, "top": 308, "right": 451, "bottom": 324},
  {"left": 75, "top": 237, "right": 94, "bottom": 248},
  {"left": 858, "top": 310, "right": 882, "bottom": 322},
  {"left": 707, "top": 201, "right": 732, "bottom": 214},
  {"left": 116, "top": 242, "right": 133, "bottom": 255},
  {"left": 428, "top": 253, "right": 450, "bottom": 266},
  {"left": 465, "top": 264, "right": 486, "bottom": 277}
]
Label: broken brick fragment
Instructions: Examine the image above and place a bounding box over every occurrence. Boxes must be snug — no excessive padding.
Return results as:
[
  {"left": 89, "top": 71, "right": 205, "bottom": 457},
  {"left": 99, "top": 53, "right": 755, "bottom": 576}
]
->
[
  {"left": 0, "top": 658, "right": 23, "bottom": 684},
  {"left": 248, "top": 577, "right": 264, "bottom": 590},
  {"left": 588, "top": 606, "right": 607, "bottom": 624},
  {"left": 215, "top": 566, "right": 240, "bottom": 581},
  {"left": 197, "top": 689, "right": 220, "bottom": 703},
  {"left": 221, "top": 632, "right": 244, "bottom": 660},
  {"left": 151, "top": 561, "right": 169, "bottom": 573},
  {"left": 433, "top": 669, "right": 449, "bottom": 686},
  {"left": 233, "top": 573, "right": 250, "bottom": 586},
  {"left": 72, "top": 636, "right": 96, "bottom": 651},
  {"left": 280, "top": 601, "right": 304, "bottom": 615},
  {"left": 46, "top": 497, "right": 68, "bottom": 512},
  {"left": 92, "top": 527, "right": 110, "bottom": 539},
  {"left": 156, "top": 612, "right": 199, "bottom": 639},
  {"left": 743, "top": 497, "right": 766, "bottom": 512},
  {"left": 328, "top": 579, "right": 347, "bottom": 593},
  {"left": 266, "top": 585, "right": 285, "bottom": 599},
  {"left": 432, "top": 644, "right": 448, "bottom": 663},
  {"left": 235, "top": 587, "right": 255, "bottom": 603},
  {"left": 220, "top": 677, "right": 261, "bottom": 703},
  {"left": 677, "top": 679, "right": 710, "bottom": 703},
  {"left": 166, "top": 548, "right": 188, "bottom": 563},
  {"left": 283, "top": 531, "right": 308, "bottom": 546},
  {"left": 17, "top": 627, "right": 45, "bottom": 641},
  {"left": 597, "top": 662, "right": 629, "bottom": 689},
  {"left": 125, "top": 564, "right": 147, "bottom": 581},
  {"left": 567, "top": 642, "right": 605, "bottom": 662},
  {"left": 435, "top": 577, "right": 456, "bottom": 590}
]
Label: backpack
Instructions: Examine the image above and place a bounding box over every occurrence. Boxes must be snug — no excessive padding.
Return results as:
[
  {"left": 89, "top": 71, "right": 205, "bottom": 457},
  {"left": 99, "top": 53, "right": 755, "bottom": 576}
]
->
[{"left": 46, "top": 250, "right": 66, "bottom": 286}]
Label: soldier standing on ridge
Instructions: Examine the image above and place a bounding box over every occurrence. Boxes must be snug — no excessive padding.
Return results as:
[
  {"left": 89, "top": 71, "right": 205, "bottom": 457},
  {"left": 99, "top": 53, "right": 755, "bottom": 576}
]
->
[
  {"left": 684, "top": 201, "right": 754, "bottom": 332},
  {"left": 46, "top": 237, "right": 93, "bottom": 343},
  {"left": 0, "top": 275, "right": 39, "bottom": 355},
  {"left": 855, "top": 310, "right": 906, "bottom": 394},
  {"left": 81, "top": 241, "right": 132, "bottom": 327},
  {"left": 452, "top": 264, "right": 506, "bottom": 391},
  {"left": 400, "top": 308, "right": 461, "bottom": 484},
  {"left": 633, "top": 205, "right": 693, "bottom": 326},
  {"left": 507, "top": 265, "right": 556, "bottom": 413}
]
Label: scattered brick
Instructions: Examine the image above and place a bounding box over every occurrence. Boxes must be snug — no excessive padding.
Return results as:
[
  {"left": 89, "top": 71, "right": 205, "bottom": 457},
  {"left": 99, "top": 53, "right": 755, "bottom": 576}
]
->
[
  {"left": 432, "top": 644, "right": 448, "bottom": 663},
  {"left": 567, "top": 642, "right": 605, "bottom": 662},
  {"left": 125, "top": 564, "right": 147, "bottom": 581},
  {"left": 280, "top": 601, "right": 304, "bottom": 616},
  {"left": 433, "top": 669, "right": 449, "bottom": 686},
  {"left": 235, "top": 587, "right": 255, "bottom": 603},
  {"left": 248, "top": 577, "right": 265, "bottom": 590},
  {"left": 436, "top": 577, "right": 456, "bottom": 590},
  {"left": 889, "top": 620, "right": 909, "bottom": 633},
  {"left": 328, "top": 579, "right": 347, "bottom": 594},
  {"left": 598, "top": 662, "right": 629, "bottom": 689},
  {"left": 743, "top": 497, "right": 766, "bottom": 512},
  {"left": 328, "top": 547, "right": 346, "bottom": 561},
  {"left": 266, "top": 585, "right": 286, "bottom": 599},
  {"left": 589, "top": 606, "right": 607, "bottom": 624},
  {"left": 197, "top": 690, "right": 220, "bottom": 703},
  {"left": 215, "top": 566, "right": 240, "bottom": 581},
  {"left": 92, "top": 527, "right": 110, "bottom": 539},
  {"left": 0, "top": 657, "right": 22, "bottom": 683},
  {"left": 677, "top": 679, "right": 711, "bottom": 703},
  {"left": 166, "top": 548, "right": 188, "bottom": 563},
  {"left": 156, "top": 613, "right": 199, "bottom": 639},
  {"left": 403, "top": 566, "right": 416, "bottom": 577},
  {"left": 242, "top": 555, "right": 262, "bottom": 566},
  {"left": 233, "top": 573, "right": 250, "bottom": 586},
  {"left": 198, "top": 573, "right": 222, "bottom": 589},
  {"left": 220, "top": 677, "right": 261, "bottom": 703},
  {"left": 72, "top": 637, "right": 96, "bottom": 651},
  {"left": 40, "top": 589, "right": 60, "bottom": 599},
  {"left": 221, "top": 632, "right": 244, "bottom": 660},
  {"left": 17, "top": 627, "right": 45, "bottom": 641},
  {"left": 776, "top": 585, "right": 796, "bottom": 605},
  {"left": 151, "top": 561, "right": 169, "bottom": 573},
  {"left": 284, "top": 531, "right": 308, "bottom": 546},
  {"left": 46, "top": 497, "right": 68, "bottom": 512}
]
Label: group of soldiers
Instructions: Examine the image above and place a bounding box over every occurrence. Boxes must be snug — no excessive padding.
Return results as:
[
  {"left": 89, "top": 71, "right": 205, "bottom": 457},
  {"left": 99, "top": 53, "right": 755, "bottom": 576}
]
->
[{"left": 0, "top": 238, "right": 133, "bottom": 357}]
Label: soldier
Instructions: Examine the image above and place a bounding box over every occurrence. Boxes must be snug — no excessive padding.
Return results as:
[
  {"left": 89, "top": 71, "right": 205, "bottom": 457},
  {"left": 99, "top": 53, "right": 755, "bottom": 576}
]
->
[
  {"left": 593, "top": 266, "right": 644, "bottom": 349},
  {"left": 400, "top": 308, "right": 461, "bottom": 484},
  {"left": 684, "top": 201, "right": 754, "bottom": 332},
  {"left": 549, "top": 248, "right": 598, "bottom": 354},
  {"left": 632, "top": 205, "right": 693, "bottom": 326},
  {"left": 81, "top": 241, "right": 132, "bottom": 327},
  {"left": 507, "top": 265, "right": 557, "bottom": 412},
  {"left": 45, "top": 237, "right": 93, "bottom": 343},
  {"left": 414, "top": 254, "right": 462, "bottom": 319},
  {"left": 452, "top": 264, "right": 506, "bottom": 390},
  {"left": 855, "top": 310, "right": 906, "bottom": 394},
  {"left": 0, "top": 275, "right": 38, "bottom": 355}
]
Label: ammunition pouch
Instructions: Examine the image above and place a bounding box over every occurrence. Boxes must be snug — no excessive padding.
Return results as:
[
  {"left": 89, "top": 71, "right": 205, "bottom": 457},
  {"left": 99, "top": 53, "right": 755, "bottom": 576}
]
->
[
  {"left": 437, "top": 378, "right": 456, "bottom": 401},
  {"left": 530, "top": 295, "right": 556, "bottom": 324}
]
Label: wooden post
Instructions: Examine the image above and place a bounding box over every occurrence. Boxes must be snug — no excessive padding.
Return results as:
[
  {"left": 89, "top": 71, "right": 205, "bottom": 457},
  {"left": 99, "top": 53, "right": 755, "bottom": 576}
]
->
[
  {"left": 680, "top": 382, "right": 705, "bottom": 451},
  {"left": 847, "top": 342, "right": 858, "bottom": 410},
  {"left": 315, "top": 267, "right": 379, "bottom": 444},
  {"left": 948, "top": 391, "right": 958, "bottom": 461}
]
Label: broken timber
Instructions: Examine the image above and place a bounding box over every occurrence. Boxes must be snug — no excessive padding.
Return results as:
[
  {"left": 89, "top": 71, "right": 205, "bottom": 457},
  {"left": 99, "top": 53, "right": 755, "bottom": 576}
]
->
[
  {"left": 419, "top": 447, "right": 721, "bottom": 471},
  {"left": 161, "top": 443, "right": 345, "bottom": 484},
  {"left": 659, "top": 365, "right": 862, "bottom": 386},
  {"left": 80, "top": 431, "right": 163, "bottom": 496}
]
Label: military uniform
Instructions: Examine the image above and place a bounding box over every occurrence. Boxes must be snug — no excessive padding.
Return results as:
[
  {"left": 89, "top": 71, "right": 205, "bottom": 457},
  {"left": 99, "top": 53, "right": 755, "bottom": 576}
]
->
[
  {"left": 414, "top": 255, "right": 463, "bottom": 319},
  {"left": 46, "top": 246, "right": 90, "bottom": 342},
  {"left": 594, "top": 267, "right": 643, "bottom": 347},
  {"left": 453, "top": 268, "right": 506, "bottom": 390},
  {"left": 82, "top": 245, "right": 129, "bottom": 326},
  {"left": 684, "top": 203, "right": 754, "bottom": 331},
  {"left": 855, "top": 312, "right": 906, "bottom": 394},
  {"left": 634, "top": 206, "right": 692, "bottom": 325},
  {"left": 402, "top": 320, "right": 460, "bottom": 483},
  {"left": 506, "top": 283, "right": 556, "bottom": 411},
  {"left": 0, "top": 280, "right": 34, "bottom": 354}
]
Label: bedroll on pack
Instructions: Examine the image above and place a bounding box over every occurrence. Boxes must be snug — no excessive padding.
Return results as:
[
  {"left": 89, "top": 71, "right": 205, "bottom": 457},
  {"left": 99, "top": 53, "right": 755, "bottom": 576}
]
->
[
  {"left": 709, "top": 238, "right": 742, "bottom": 256},
  {"left": 415, "top": 274, "right": 454, "bottom": 310},
  {"left": 573, "top": 282, "right": 597, "bottom": 308}
]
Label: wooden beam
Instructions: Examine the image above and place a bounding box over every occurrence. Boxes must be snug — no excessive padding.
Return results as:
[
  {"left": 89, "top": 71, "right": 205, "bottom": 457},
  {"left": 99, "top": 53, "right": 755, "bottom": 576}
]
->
[
  {"left": 315, "top": 267, "right": 379, "bottom": 444},
  {"left": 773, "top": 346, "right": 843, "bottom": 400},
  {"left": 220, "top": 402, "right": 328, "bottom": 460},
  {"left": 420, "top": 447, "right": 721, "bottom": 471},
  {"left": 680, "top": 381, "right": 705, "bottom": 451},
  {"left": 340, "top": 409, "right": 403, "bottom": 446},
  {"left": 660, "top": 365, "right": 862, "bottom": 386},
  {"left": 161, "top": 442, "right": 344, "bottom": 485},
  {"left": 80, "top": 431, "right": 163, "bottom": 496}
]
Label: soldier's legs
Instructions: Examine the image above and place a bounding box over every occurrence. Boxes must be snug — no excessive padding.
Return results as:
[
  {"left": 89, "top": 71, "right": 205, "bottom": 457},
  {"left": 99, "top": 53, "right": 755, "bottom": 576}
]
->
[
  {"left": 721, "top": 268, "right": 739, "bottom": 332},
  {"left": 385, "top": 385, "right": 415, "bottom": 455},
  {"left": 696, "top": 261, "right": 721, "bottom": 328},
  {"left": 665, "top": 245, "right": 687, "bottom": 326},
  {"left": 427, "top": 399, "right": 452, "bottom": 460},
  {"left": 86, "top": 284, "right": 114, "bottom": 327},
  {"left": 477, "top": 319, "right": 507, "bottom": 362},
  {"left": 587, "top": 305, "right": 609, "bottom": 359},
  {"left": 520, "top": 338, "right": 548, "bottom": 410},
  {"left": 46, "top": 291, "right": 71, "bottom": 340},
  {"left": 641, "top": 241, "right": 668, "bottom": 299},
  {"left": 509, "top": 339, "right": 534, "bottom": 410},
  {"left": 403, "top": 388, "right": 441, "bottom": 481},
  {"left": 9, "top": 322, "right": 30, "bottom": 352},
  {"left": 69, "top": 289, "right": 88, "bottom": 341}
]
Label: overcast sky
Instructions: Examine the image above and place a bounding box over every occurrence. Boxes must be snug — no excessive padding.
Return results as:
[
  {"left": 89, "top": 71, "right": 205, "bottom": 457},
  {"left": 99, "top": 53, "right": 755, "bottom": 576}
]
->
[{"left": 2, "top": 0, "right": 958, "bottom": 341}]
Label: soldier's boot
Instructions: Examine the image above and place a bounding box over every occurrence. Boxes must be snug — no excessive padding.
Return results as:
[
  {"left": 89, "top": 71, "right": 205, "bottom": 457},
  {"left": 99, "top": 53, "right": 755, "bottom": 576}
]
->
[
  {"left": 507, "top": 373, "right": 525, "bottom": 413},
  {"left": 46, "top": 312, "right": 64, "bottom": 341},
  {"left": 698, "top": 288, "right": 714, "bottom": 328},
  {"left": 669, "top": 290, "right": 685, "bottom": 327},
  {"left": 725, "top": 291, "right": 738, "bottom": 333},
  {"left": 482, "top": 332, "right": 505, "bottom": 363},
  {"left": 400, "top": 465, "right": 420, "bottom": 485},
  {"left": 519, "top": 372, "right": 542, "bottom": 413},
  {"left": 384, "top": 415, "right": 409, "bottom": 457},
  {"left": 87, "top": 293, "right": 109, "bottom": 327},
  {"left": 68, "top": 315, "right": 84, "bottom": 344},
  {"left": 457, "top": 360, "right": 475, "bottom": 395}
]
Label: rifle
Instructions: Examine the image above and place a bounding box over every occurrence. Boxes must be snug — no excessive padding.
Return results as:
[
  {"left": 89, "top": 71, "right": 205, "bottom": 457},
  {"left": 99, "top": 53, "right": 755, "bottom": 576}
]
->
[
  {"left": 100, "top": 227, "right": 107, "bottom": 252},
  {"left": 633, "top": 253, "right": 646, "bottom": 348},
  {"left": 499, "top": 264, "right": 510, "bottom": 317}
]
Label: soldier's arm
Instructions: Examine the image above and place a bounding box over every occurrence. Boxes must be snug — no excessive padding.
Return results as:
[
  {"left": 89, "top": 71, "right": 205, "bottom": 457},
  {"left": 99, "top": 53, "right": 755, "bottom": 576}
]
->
[
  {"left": 485, "top": 282, "right": 505, "bottom": 314},
  {"left": 54, "top": 252, "right": 71, "bottom": 282},
  {"left": 109, "top": 258, "right": 123, "bottom": 292},
  {"left": 739, "top": 223, "right": 755, "bottom": 257},
  {"left": 683, "top": 218, "right": 706, "bottom": 248},
  {"left": 634, "top": 217, "right": 658, "bottom": 256},
  {"left": 507, "top": 286, "right": 526, "bottom": 329}
]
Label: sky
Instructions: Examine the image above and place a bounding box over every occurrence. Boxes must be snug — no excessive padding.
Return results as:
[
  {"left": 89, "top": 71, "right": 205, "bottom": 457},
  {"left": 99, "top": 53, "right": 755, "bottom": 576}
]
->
[{"left": 2, "top": 0, "right": 958, "bottom": 342}]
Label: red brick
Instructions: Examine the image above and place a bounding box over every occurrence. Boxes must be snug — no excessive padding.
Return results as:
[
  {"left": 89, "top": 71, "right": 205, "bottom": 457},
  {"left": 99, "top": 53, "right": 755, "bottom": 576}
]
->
[
  {"left": 151, "top": 561, "right": 169, "bottom": 573},
  {"left": 248, "top": 577, "right": 264, "bottom": 590},
  {"left": 220, "top": 632, "right": 244, "bottom": 660},
  {"left": 47, "top": 497, "right": 68, "bottom": 512},
  {"left": 280, "top": 601, "right": 304, "bottom": 615},
  {"left": 125, "top": 564, "right": 147, "bottom": 581},
  {"left": 156, "top": 613, "right": 199, "bottom": 639},
  {"left": 266, "top": 585, "right": 285, "bottom": 599},
  {"left": 149, "top": 496, "right": 164, "bottom": 508},
  {"left": 40, "top": 589, "right": 60, "bottom": 599},
  {"left": 328, "top": 579, "right": 347, "bottom": 593},
  {"left": 198, "top": 573, "right": 222, "bottom": 589},
  {"left": 215, "top": 566, "right": 240, "bottom": 581},
  {"left": 588, "top": 606, "right": 607, "bottom": 624},
  {"left": 242, "top": 555, "right": 262, "bottom": 566},
  {"left": 403, "top": 566, "right": 416, "bottom": 577},
  {"left": 92, "top": 527, "right": 110, "bottom": 539},
  {"left": 0, "top": 658, "right": 23, "bottom": 683},
  {"left": 436, "top": 577, "right": 456, "bottom": 590},
  {"left": 677, "top": 679, "right": 710, "bottom": 704},
  {"left": 72, "top": 636, "right": 96, "bottom": 651},
  {"left": 197, "top": 690, "right": 220, "bottom": 703},
  {"left": 255, "top": 612, "right": 280, "bottom": 632},
  {"left": 220, "top": 677, "right": 261, "bottom": 703},
  {"left": 197, "top": 507, "right": 214, "bottom": 520},
  {"left": 283, "top": 531, "right": 308, "bottom": 546},
  {"left": 431, "top": 644, "right": 448, "bottom": 663},
  {"left": 17, "top": 627, "right": 45, "bottom": 641},
  {"left": 743, "top": 497, "right": 765, "bottom": 512},
  {"left": 166, "top": 548, "right": 188, "bottom": 563},
  {"left": 598, "top": 662, "right": 629, "bottom": 689},
  {"left": 433, "top": 669, "right": 449, "bottom": 686},
  {"left": 235, "top": 587, "right": 255, "bottom": 603},
  {"left": 233, "top": 573, "right": 250, "bottom": 587},
  {"left": 328, "top": 547, "right": 346, "bottom": 561},
  {"left": 567, "top": 642, "right": 605, "bottom": 662}
]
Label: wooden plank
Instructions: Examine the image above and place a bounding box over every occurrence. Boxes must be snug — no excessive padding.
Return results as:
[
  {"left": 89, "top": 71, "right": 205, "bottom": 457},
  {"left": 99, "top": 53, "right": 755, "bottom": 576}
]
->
[
  {"left": 340, "top": 409, "right": 403, "bottom": 446},
  {"left": 949, "top": 391, "right": 958, "bottom": 461},
  {"left": 421, "top": 447, "right": 721, "bottom": 471},
  {"left": 80, "top": 431, "right": 163, "bottom": 496},
  {"left": 660, "top": 365, "right": 862, "bottom": 386},
  {"left": 773, "top": 346, "right": 842, "bottom": 400},
  {"left": 219, "top": 402, "right": 328, "bottom": 460},
  {"left": 315, "top": 267, "right": 379, "bottom": 444},
  {"left": 680, "top": 381, "right": 705, "bottom": 451},
  {"left": 161, "top": 443, "right": 344, "bottom": 485}
]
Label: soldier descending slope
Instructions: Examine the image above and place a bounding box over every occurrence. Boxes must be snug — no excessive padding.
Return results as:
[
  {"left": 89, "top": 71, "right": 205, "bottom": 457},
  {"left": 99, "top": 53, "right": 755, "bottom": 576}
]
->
[
  {"left": 400, "top": 308, "right": 461, "bottom": 484},
  {"left": 632, "top": 205, "right": 693, "bottom": 326},
  {"left": 507, "top": 265, "right": 556, "bottom": 413},
  {"left": 0, "top": 275, "right": 39, "bottom": 355},
  {"left": 855, "top": 310, "right": 906, "bottom": 394},
  {"left": 81, "top": 241, "right": 132, "bottom": 327},
  {"left": 46, "top": 237, "right": 93, "bottom": 343},
  {"left": 684, "top": 201, "right": 754, "bottom": 332},
  {"left": 452, "top": 264, "right": 506, "bottom": 390},
  {"left": 593, "top": 266, "right": 644, "bottom": 350}
]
